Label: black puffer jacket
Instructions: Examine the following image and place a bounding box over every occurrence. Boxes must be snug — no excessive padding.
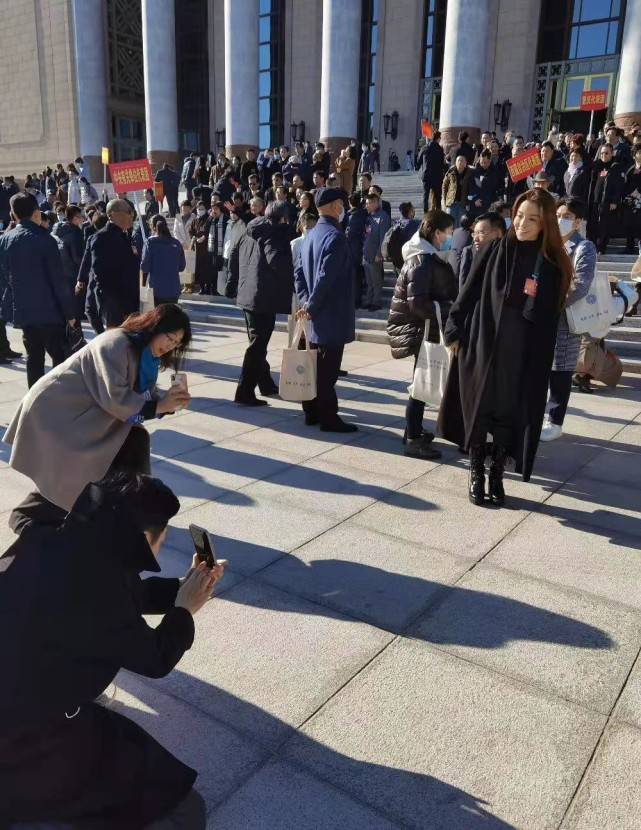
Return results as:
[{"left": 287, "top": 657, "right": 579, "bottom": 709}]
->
[
  {"left": 387, "top": 233, "right": 458, "bottom": 359},
  {"left": 235, "top": 217, "right": 295, "bottom": 313}
]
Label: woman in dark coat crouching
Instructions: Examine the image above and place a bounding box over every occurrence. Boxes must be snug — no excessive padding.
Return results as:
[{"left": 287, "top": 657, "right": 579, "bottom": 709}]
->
[
  {"left": 0, "top": 474, "right": 225, "bottom": 829},
  {"left": 438, "top": 189, "right": 573, "bottom": 506},
  {"left": 387, "top": 210, "right": 458, "bottom": 459}
]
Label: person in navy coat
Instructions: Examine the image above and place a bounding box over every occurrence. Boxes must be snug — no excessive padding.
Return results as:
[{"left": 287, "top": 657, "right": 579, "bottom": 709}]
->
[{"left": 294, "top": 188, "right": 356, "bottom": 433}]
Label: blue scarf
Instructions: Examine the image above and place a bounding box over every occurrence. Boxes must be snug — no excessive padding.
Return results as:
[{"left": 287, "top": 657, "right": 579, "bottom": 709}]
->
[{"left": 137, "top": 345, "right": 161, "bottom": 394}]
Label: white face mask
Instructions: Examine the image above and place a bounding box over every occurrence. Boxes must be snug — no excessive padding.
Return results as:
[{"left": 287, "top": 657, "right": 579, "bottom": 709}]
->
[
  {"left": 57, "top": 213, "right": 65, "bottom": 222},
  {"left": 504, "top": 218, "right": 512, "bottom": 230},
  {"left": 338, "top": 208, "right": 345, "bottom": 223},
  {"left": 558, "top": 217, "right": 574, "bottom": 236},
  {"left": 197, "top": 208, "right": 206, "bottom": 217}
]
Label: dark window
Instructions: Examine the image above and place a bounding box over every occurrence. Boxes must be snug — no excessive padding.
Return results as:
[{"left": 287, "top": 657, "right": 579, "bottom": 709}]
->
[
  {"left": 258, "top": 0, "right": 285, "bottom": 149},
  {"left": 112, "top": 115, "right": 145, "bottom": 161},
  {"left": 358, "top": 0, "right": 378, "bottom": 142},
  {"left": 175, "top": 0, "right": 210, "bottom": 157},
  {"left": 537, "top": 0, "right": 625, "bottom": 62},
  {"left": 422, "top": 0, "right": 447, "bottom": 78},
  {"left": 106, "top": 0, "right": 144, "bottom": 100}
]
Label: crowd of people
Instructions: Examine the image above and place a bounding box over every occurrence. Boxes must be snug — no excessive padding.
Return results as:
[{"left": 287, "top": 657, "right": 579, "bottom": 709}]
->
[
  {"left": 0, "top": 123, "right": 639, "bottom": 827},
  {"left": 417, "top": 122, "right": 641, "bottom": 255}
]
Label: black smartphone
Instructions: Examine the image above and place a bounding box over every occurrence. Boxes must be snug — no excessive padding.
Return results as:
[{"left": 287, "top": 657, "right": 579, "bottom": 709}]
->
[{"left": 189, "top": 524, "right": 216, "bottom": 568}]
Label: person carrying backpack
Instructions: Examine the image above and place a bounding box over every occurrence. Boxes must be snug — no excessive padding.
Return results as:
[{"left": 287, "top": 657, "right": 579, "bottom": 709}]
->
[{"left": 381, "top": 202, "right": 420, "bottom": 273}]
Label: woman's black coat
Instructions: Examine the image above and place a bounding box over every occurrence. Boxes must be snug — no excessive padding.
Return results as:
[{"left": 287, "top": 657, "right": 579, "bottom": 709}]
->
[
  {"left": 387, "top": 252, "right": 458, "bottom": 359},
  {"left": 565, "top": 167, "right": 591, "bottom": 204},
  {"left": 0, "top": 484, "right": 196, "bottom": 828},
  {"left": 235, "top": 217, "right": 295, "bottom": 314},
  {"left": 437, "top": 235, "right": 562, "bottom": 481}
]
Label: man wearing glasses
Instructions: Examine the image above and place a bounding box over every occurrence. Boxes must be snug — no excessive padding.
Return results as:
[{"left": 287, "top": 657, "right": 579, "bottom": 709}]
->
[{"left": 86, "top": 199, "right": 140, "bottom": 328}]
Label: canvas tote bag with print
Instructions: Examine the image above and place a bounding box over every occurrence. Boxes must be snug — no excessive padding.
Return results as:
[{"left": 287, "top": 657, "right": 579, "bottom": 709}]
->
[
  {"left": 279, "top": 319, "right": 317, "bottom": 402},
  {"left": 566, "top": 244, "right": 613, "bottom": 338},
  {"left": 408, "top": 301, "right": 451, "bottom": 407}
]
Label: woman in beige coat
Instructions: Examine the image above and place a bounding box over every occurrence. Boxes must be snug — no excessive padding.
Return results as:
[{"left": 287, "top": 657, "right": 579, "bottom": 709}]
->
[
  {"left": 335, "top": 148, "right": 356, "bottom": 194},
  {"left": 3, "top": 304, "right": 192, "bottom": 531}
]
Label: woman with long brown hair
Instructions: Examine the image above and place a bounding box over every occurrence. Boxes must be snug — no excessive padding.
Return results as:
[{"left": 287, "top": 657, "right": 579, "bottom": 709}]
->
[
  {"left": 438, "top": 189, "right": 572, "bottom": 506},
  {"left": 4, "top": 304, "right": 192, "bottom": 531}
]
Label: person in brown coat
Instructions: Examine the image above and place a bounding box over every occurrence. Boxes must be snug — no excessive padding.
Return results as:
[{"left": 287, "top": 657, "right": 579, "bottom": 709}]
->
[
  {"left": 335, "top": 148, "right": 356, "bottom": 194},
  {"left": 441, "top": 155, "right": 474, "bottom": 228}
]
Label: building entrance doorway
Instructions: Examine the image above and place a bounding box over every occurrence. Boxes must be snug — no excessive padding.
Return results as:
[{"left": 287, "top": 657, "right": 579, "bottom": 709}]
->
[{"left": 558, "top": 108, "right": 609, "bottom": 136}]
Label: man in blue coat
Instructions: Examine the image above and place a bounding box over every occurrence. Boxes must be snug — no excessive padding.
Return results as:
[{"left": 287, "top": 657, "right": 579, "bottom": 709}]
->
[
  {"left": 0, "top": 194, "right": 75, "bottom": 387},
  {"left": 295, "top": 188, "right": 357, "bottom": 433}
]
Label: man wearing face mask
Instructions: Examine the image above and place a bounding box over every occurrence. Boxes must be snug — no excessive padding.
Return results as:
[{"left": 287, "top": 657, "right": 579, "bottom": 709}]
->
[
  {"left": 295, "top": 188, "right": 356, "bottom": 432},
  {"left": 542, "top": 198, "right": 597, "bottom": 439},
  {"left": 362, "top": 193, "right": 392, "bottom": 311}
]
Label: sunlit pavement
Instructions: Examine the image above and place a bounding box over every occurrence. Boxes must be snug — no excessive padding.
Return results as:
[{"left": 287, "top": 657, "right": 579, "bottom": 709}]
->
[{"left": 2, "top": 321, "right": 641, "bottom": 829}]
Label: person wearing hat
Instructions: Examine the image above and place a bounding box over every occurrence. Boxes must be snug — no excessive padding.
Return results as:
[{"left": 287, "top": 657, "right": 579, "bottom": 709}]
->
[
  {"left": 531, "top": 170, "right": 559, "bottom": 201},
  {"left": 294, "top": 187, "right": 357, "bottom": 432}
]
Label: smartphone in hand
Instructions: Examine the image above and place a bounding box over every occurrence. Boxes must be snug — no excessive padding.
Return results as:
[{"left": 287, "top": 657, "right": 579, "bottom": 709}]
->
[{"left": 189, "top": 524, "right": 216, "bottom": 569}]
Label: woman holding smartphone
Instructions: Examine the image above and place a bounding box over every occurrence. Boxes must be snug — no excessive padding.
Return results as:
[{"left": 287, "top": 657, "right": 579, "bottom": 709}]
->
[{"left": 4, "top": 304, "right": 192, "bottom": 532}]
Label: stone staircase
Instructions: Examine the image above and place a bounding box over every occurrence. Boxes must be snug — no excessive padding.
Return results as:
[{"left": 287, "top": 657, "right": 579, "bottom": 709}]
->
[{"left": 180, "top": 172, "right": 641, "bottom": 373}]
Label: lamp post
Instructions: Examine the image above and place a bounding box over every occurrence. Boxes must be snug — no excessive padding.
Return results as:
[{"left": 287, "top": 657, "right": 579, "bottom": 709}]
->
[
  {"left": 290, "top": 121, "right": 306, "bottom": 144},
  {"left": 383, "top": 111, "right": 399, "bottom": 140},
  {"left": 494, "top": 99, "right": 512, "bottom": 133}
]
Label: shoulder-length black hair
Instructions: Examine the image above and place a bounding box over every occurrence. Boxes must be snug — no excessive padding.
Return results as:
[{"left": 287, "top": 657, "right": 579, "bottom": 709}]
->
[{"left": 120, "top": 304, "right": 192, "bottom": 370}]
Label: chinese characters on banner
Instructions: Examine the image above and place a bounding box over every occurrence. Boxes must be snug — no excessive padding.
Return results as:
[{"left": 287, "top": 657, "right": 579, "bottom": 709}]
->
[
  {"left": 580, "top": 90, "right": 608, "bottom": 111},
  {"left": 108, "top": 159, "right": 153, "bottom": 194},
  {"left": 506, "top": 147, "right": 543, "bottom": 183}
]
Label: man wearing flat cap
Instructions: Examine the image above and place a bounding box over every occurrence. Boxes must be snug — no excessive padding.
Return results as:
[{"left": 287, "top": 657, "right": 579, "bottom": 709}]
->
[{"left": 294, "top": 187, "right": 357, "bottom": 433}]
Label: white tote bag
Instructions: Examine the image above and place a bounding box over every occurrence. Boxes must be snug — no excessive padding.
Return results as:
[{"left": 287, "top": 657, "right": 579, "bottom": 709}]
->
[
  {"left": 408, "top": 301, "right": 451, "bottom": 407},
  {"left": 180, "top": 249, "right": 196, "bottom": 286},
  {"left": 140, "top": 281, "right": 155, "bottom": 314},
  {"left": 566, "top": 262, "right": 613, "bottom": 339},
  {"left": 279, "top": 319, "right": 317, "bottom": 402}
]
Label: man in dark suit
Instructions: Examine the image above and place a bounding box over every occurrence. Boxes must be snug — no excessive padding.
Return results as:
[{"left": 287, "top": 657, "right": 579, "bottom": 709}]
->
[
  {"left": 295, "top": 188, "right": 357, "bottom": 433},
  {"left": 154, "top": 163, "right": 180, "bottom": 217},
  {"left": 87, "top": 199, "right": 139, "bottom": 328}
]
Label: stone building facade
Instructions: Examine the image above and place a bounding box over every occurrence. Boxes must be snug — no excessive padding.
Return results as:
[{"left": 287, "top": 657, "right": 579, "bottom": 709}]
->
[{"left": 1, "top": 0, "right": 639, "bottom": 178}]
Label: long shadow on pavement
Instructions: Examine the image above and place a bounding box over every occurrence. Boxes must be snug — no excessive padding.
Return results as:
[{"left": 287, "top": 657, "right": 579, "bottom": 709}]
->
[{"left": 113, "top": 669, "right": 519, "bottom": 830}]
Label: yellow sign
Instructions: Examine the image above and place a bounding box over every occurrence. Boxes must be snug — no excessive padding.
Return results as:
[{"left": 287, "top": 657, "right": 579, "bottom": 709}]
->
[{"left": 101, "top": 146, "right": 110, "bottom": 165}]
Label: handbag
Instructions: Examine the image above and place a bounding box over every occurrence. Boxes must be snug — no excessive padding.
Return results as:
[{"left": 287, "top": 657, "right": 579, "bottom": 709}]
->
[
  {"left": 180, "top": 249, "right": 196, "bottom": 285},
  {"left": 139, "top": 280, "right": 154, "bottom": 314},
  {"left": 278, "top": 319, "right": 317, "bottom": 402},
  {"left": 566, "top": 254, "right": 613, "bottom": 338},
  {"left": 575, "top": 340, "right": 622, "bottom": 388},
  {"left": 408, "top": 301, "right": 451, "bottom": 407}
]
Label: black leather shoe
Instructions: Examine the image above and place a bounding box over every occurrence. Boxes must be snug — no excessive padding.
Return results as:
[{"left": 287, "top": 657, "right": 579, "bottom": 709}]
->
[
  {"left": 468, "top": 444, "right": 486, "bottom": 506},
  {"left": 488, "top": 444, "right": 507, "bottom": 507},
  {"left": 337, "top": 369, "right": 348, "bottom": 377},
  {"left": 404, "top": 438, "right": 441, "bottom": 459},
  {"left": 2, "top": 349, "right": 21, "bottom": 359},
  {"left": 304, "top": 412, "right": 320, "bottom": 426},
  {"left": 0, "top": 355, "right": 12, "bottom": 365},
  {"left": 259, "top": 385, "right": 280, "bottom": 397},
  {"left": 320, "top": 418, "right": 358, "bottom": 433},
  {"left": 234, "top": 394, "right": 268, "bottom": 407}
]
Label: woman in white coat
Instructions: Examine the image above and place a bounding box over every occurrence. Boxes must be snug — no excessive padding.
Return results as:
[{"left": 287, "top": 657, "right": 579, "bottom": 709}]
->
[{"left": 173, "top": 200, "right": 196, "bottom": 292}]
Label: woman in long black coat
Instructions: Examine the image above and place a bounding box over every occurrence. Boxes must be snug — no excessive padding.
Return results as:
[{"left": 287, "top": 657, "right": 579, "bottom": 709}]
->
[
  {"left": 0, "top": 475, "right": 224, "bottom": 828},
  {"left": 624, "top": 145, "right": 641, "bottom": 253},
  {"left": 438, "top": 189, "right": 573, "bottom": 506}
]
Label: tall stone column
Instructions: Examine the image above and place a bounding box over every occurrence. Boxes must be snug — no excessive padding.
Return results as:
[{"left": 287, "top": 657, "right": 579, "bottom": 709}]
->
[
  {"left": 224, "top": 0, "right": 258, "bottom": 156},
  {"left": 614, "top": 0, "right": 641, "bottom": 130},
  {"left": 319, "top": 0, "right": 362, "bottom": 156},
  {"left": 439, "top": 0, "right": 492, "bottom": 152},
  {"left": 70, "top": 0, "right": 109, "bottom": 182},
  {"left": 142, "top": 0, "right": 179, "bottom": 169}
]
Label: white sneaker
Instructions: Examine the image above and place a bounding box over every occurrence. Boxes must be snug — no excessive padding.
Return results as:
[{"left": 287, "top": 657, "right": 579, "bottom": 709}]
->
[{"left": 540, "top": 421, "right": 563, "bottom": 441}]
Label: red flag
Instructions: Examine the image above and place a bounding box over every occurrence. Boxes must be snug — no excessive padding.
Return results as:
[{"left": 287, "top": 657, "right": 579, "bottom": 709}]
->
[{"left": 421, "top": 120, "right": 433, "bottom": 139}]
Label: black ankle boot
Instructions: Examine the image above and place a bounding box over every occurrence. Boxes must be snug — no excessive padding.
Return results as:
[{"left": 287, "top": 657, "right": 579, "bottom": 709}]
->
[
  {"left": 468, "top": 444, "right": 486, "bottom": 506},
  {"left": 488, "top": 444, "right": 507, "bottom": 507}
]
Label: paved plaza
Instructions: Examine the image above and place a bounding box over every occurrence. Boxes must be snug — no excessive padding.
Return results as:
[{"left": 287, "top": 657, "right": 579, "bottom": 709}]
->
[{"left": 1, "top": 322, "right": 641, "bottom": 829}]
